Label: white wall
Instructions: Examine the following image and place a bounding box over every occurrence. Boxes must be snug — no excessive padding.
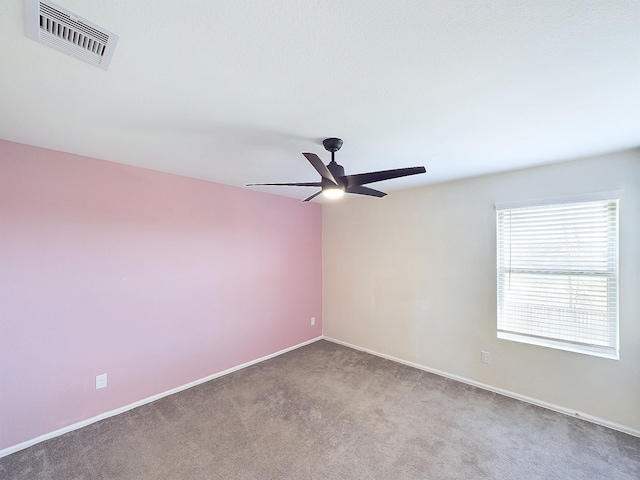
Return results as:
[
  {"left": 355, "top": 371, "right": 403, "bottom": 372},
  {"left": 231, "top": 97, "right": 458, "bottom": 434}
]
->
[{"left": 323, "top": 149, "right": 640, "bottom": 433}]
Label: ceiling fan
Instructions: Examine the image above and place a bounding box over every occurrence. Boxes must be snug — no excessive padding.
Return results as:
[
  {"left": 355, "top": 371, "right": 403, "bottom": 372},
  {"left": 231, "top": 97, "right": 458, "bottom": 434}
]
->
[{"left": 247, "top": 138, "right": 427, "bottom": 202}]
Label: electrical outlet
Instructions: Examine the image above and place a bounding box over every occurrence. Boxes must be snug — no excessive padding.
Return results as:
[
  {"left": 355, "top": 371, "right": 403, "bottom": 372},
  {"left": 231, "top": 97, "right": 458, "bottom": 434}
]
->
[
  {"left": 311, "top": 317, "right": 316, "bottom": 326},
  {"left": 481, "top": 351, "right": 491, "bottom": 364},
  {"left": 96, "top": 373, "right": 107, "bottom": 389}
]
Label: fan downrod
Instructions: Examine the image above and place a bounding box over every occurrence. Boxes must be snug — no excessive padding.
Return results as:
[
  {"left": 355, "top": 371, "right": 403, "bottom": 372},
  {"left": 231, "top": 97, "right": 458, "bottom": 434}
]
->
[{"left": 323, "top": 138, "right": 343, "bottom": 153}]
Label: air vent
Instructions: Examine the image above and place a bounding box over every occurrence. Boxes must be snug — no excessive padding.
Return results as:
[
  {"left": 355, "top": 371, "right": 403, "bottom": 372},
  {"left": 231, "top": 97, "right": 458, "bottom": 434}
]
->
[{"left": 26, "top": 0, "right": 119, "bottom": 70}]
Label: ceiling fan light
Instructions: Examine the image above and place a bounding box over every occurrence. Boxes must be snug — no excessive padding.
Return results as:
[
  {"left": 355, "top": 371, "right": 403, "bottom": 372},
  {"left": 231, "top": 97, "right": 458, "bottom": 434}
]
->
[{"left": 322, "top": 187, "right": 345, "bottom": 199}]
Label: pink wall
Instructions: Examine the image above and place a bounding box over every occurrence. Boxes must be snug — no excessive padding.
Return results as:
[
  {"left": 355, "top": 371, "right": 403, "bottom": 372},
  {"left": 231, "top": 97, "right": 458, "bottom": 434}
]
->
[{"left": 0, "top": 139, "right": 322, "bottom": 451}]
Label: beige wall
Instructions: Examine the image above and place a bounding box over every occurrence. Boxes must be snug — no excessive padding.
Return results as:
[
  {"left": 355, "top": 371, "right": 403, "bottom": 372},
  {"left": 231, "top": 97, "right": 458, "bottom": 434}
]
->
[{"left": 323, "top": 149, "right": 640, "bottom": 433}]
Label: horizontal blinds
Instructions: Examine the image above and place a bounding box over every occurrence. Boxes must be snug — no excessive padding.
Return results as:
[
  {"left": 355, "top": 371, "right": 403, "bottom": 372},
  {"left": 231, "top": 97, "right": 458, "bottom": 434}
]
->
[{"left": 496, "top": 199, "right": 618, "bottom": 354}]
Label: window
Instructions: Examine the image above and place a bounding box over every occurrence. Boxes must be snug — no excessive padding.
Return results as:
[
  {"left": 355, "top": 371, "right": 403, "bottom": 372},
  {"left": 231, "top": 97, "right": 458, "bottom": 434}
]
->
[{"left": 496, "top": 193, "right": 619, "bottom": 359}]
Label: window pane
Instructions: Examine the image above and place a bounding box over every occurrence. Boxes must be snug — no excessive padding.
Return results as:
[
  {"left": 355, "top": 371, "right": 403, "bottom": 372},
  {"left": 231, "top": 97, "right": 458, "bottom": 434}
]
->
[{"left": 496, "top": 198, "right": 618, "bottom": 358}]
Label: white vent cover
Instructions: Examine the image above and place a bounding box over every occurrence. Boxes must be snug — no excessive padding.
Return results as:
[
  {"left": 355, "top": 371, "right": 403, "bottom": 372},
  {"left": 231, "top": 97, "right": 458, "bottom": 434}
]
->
[{"left": 26, "top": 0, "right": 119, "bottom": 70}]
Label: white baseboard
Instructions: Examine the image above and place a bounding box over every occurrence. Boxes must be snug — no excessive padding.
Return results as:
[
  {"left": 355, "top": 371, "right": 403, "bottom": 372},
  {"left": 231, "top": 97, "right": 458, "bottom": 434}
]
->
[
  {"left": 0, "top": 336, "right": 323, "bottom": 459},
  {"left": 322, "top": 335, "right": 640, "bottom": 438}
]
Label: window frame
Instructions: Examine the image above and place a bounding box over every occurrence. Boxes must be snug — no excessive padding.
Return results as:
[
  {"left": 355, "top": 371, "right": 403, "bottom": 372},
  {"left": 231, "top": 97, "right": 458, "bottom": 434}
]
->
[{"left": 495, "top": 191, "right": 621, "bottom": 360}]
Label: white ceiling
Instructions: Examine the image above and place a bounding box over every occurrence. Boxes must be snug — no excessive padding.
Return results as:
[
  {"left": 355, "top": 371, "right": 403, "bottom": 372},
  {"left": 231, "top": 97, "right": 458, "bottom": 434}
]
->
[{"left": 1, "top": 1, "right": 639, "bottom": 201}]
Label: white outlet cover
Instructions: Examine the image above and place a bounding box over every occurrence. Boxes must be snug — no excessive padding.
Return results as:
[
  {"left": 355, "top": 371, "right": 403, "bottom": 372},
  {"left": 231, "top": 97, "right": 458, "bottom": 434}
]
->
[
  {"left": 311, "top": 317, "right": 315, "bottom": 326},
  {"left": 96, "top": 373, "right": 107, "bottom": 389}
]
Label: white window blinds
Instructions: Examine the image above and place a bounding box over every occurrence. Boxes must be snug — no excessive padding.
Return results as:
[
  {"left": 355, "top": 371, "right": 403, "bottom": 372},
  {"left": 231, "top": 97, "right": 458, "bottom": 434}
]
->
[{"left": 496, "top": 196, "right": 619, "bottom": 359}]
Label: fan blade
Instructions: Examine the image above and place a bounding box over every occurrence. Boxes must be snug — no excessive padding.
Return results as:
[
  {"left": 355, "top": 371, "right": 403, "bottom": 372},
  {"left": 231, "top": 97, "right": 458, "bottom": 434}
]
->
[
  {"left": 302, "top": 153, "right": 338, "bottom": 185},
  {"left": 303, "top": 191, "right": 323, "bottom": 202},
  {"left": 246, "top": 182, "right": 321, "bottom": 187},
  {"left": 345, "top": 185, "right": 387, "bottom": 198},
  {"left": 346, "top": 166, "right": 426, "bottom": 187}
]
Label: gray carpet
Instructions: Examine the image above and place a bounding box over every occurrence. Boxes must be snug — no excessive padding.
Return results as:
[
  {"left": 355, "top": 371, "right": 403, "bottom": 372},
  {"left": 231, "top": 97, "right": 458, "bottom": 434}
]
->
[{"left": 1, "top": 340, "right": 638, "bottom": 479}]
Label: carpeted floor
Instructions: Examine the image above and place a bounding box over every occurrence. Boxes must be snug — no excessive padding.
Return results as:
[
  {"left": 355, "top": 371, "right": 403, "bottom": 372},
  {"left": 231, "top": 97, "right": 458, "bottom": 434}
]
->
[{"left": 1, "top": 340, "right": 639, "bottom": 479}]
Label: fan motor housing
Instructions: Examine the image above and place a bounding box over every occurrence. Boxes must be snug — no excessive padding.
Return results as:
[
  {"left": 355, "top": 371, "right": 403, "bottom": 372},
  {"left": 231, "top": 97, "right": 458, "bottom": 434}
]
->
[{"left": 328, "top": 161, "right": 345, "bottom": 177}]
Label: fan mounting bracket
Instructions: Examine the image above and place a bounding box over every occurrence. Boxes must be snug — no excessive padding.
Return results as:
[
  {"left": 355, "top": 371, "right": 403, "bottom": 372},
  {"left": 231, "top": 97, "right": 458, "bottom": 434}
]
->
[{"left": 322, "top": 138, "right": 343, "bottom": 153}]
